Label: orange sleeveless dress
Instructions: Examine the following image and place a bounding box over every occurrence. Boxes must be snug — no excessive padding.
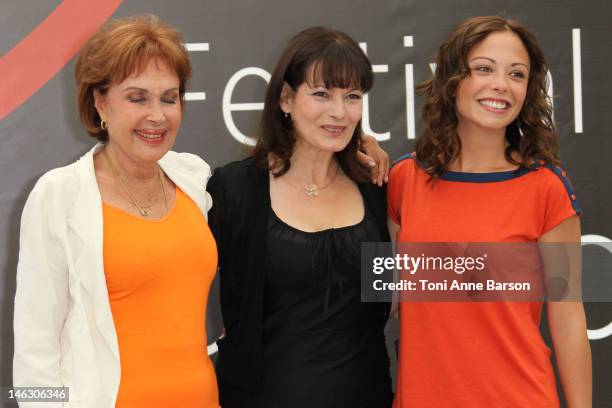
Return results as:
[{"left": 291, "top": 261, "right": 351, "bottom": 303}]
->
[{"left": 103, "top": 188, "right": 219, "bottom": 407}]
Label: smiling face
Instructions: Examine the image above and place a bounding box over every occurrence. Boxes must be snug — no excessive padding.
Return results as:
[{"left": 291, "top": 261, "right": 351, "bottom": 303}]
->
[
  {"left": 281, "top": 77, "right": 364, "bottom": 154},
  {"left": 455, "top": 30, "right": 530, "bottom": 137},
  {"left": 94, "top": 59, "right": 182, "bottom": 166}
]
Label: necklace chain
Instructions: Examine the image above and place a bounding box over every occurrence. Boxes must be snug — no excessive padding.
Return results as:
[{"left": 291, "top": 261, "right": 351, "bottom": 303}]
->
[
  {"left": 102, "top": 149, "right": 168, "bottom": 217},
  {"left": 281, "top": 167, "right": 340, "bottom": 196}
]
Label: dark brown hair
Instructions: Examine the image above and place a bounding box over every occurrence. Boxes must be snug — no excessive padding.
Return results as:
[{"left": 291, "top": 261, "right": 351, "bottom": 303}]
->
[
  {"left": 416, "top": 15, "right": 559, "bottom": 178},
  {"left": 252, "top": 26, "right": 373, "bottom": 181},
  {"left": 75, "top": 14, "right": 191, "bottom": 142}
]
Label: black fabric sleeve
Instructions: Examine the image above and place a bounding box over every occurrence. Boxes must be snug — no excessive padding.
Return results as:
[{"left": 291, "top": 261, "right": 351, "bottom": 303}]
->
[{"left": 206, "top": 168, "right": 226, "bottom": 256}]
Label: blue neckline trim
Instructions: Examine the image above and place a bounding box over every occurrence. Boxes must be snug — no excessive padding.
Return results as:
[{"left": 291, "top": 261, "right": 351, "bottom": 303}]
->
[
  {"left": 392, "top": 151, "right": 582, "bottom": 214},
  {"left": 392, "top": 152, "right": 415, "bottom": 166},
  {"left": 440, "top": 166, "right": 531, "bottom": 183}
]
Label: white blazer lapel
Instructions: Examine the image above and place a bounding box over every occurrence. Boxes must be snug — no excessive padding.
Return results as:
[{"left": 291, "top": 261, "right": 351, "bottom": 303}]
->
[
  {"left": 159, "top": 151, "right": 212, "bottom": 217},
  {"left": 67, "top": 144, "right": 120, "bottom": 360}
]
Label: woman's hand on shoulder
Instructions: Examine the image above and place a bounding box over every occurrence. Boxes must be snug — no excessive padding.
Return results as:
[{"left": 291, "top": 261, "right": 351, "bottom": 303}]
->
[{"left": 358, "top": 134, "right": 389, "bottom": 186}]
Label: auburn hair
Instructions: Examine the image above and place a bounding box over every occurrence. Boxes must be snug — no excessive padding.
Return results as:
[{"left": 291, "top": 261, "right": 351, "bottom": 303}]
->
[{"left": 75, "top": 14, "right": 191, "bottom": 141}]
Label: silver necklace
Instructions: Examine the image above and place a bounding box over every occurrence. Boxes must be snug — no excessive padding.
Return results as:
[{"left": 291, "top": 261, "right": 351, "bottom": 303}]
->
[{"left": 103, "top": 149, "right": 168, "bottom": 217}]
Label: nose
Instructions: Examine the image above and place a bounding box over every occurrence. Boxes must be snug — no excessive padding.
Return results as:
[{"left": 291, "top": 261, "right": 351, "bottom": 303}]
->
[
  {"left": 328, "top": 94, "right": 347, "bottom": 119},
  {"left": 490, "top": 71, "right": 508, "bottom": 92},
  {"left": 146, "top": 100, "right": 167, "bottom": 124}
]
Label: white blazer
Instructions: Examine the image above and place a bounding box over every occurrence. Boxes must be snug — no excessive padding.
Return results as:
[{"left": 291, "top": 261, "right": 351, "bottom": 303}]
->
[{"left": 13, "top": 144, "right": 213, "bottom": 407}]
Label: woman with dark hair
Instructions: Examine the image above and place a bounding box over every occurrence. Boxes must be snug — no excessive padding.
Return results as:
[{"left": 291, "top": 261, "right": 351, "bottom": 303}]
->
[
  {"left": 388, "top": 16, "right": 591, "bottom": 407},
  {"left": 207, "top": 26, "right": 393, "bottom": 408}
]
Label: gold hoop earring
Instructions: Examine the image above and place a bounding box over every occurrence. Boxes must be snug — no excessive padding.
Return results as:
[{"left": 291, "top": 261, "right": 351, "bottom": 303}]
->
[{"left": 100, "top": 119, "right": 107, "bottom": 130}]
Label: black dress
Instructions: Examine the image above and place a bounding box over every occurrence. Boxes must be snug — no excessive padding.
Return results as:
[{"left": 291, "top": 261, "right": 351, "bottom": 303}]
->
[
  {"left": 244, "top": 203, "right": 393, "bottom": 407},
  {"left": 207, "top": 158, "right": 392, "bottom": 408}
]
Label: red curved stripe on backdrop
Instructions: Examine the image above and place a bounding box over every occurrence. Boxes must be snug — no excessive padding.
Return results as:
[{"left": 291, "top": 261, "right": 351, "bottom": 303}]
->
[{"left": 0, "top": 0, "right": 123, "bottom": 120}]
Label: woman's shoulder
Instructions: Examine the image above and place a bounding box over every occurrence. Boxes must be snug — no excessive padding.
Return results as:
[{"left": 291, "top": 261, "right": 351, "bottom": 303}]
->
[
  {"left": 388, "top": 152, "right": 423, "bottom": 187},
  {"left": 206, "top": 157, "right": 263, "bottom": 227},
  {"left": 525, "top": 160, "right": 581, "bottom": 210},
  {"left": 390, "top": 151, "right": 419, "bottom": 175},
  {"left": 209, "top": 156, "right": 259, "bottom": 184},
  {"left": 21, "top": 159, "right": 88, "bottom": 229},
  {"left": 160, "top": 151, "right": 211, "bottom": 178},
  {"left": 206, "top": 156, "right": 263, "bottom": 210},
  {"left": 523, "top": 160, "right": 575, "bottom": 190},
  {"left": 29, "top": 144, "right": 100, "bottom": 197},
  {"left": 29, "top": 160, "right": 83, "bottom": 200}
]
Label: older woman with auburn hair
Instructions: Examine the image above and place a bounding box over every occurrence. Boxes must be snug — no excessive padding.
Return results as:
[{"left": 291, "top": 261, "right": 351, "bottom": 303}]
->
[
  {"left": 388, "top": 16, "right": 591, "bottom": 407},
  {"left": 13, "top": 15, "right": 219, "bottom": 407}
]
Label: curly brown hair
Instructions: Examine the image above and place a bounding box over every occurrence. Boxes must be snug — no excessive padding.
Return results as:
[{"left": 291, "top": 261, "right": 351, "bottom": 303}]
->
[
  {"left": 252, "top": 26, "right": 373, "bottom": 182},
  {"left": 415, "top": 16, "right": 559, "bottom": 179}
]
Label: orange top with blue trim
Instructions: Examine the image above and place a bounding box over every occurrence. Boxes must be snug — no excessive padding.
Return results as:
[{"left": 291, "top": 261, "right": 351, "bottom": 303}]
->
[
  {"left": 103, "top": 187, "right": 219, "bottom": 408},
  {"left": 388, "top": 153, "right": 580, "bottom": 408}
]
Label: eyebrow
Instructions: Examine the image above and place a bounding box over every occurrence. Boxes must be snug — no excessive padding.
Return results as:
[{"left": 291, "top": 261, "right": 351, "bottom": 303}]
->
[
  {"left": 470, "top": 56, "right": 529, "bottom": 69},
  {"left": 306, "top": 83, "right": 362, "bottom": 92},
  {"left": 122, "top": 86, "right": 179, "bottom": 93}
]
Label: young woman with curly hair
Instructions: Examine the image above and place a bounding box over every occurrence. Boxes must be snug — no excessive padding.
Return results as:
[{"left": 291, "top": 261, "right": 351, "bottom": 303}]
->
[{"left": 388, "top": 16, "right": 591, "bottom": 408}]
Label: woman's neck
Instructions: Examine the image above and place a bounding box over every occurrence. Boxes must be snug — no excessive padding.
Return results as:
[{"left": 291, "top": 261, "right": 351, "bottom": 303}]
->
[
  {"left": 102, "top": 143, "right": 159, "bottom": 183},
  {"left": 282, "top": 140, "right": 340, "bottom": 185},
  {"left": 451, "top": 124, "right": 517, "bottom": 172}
]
